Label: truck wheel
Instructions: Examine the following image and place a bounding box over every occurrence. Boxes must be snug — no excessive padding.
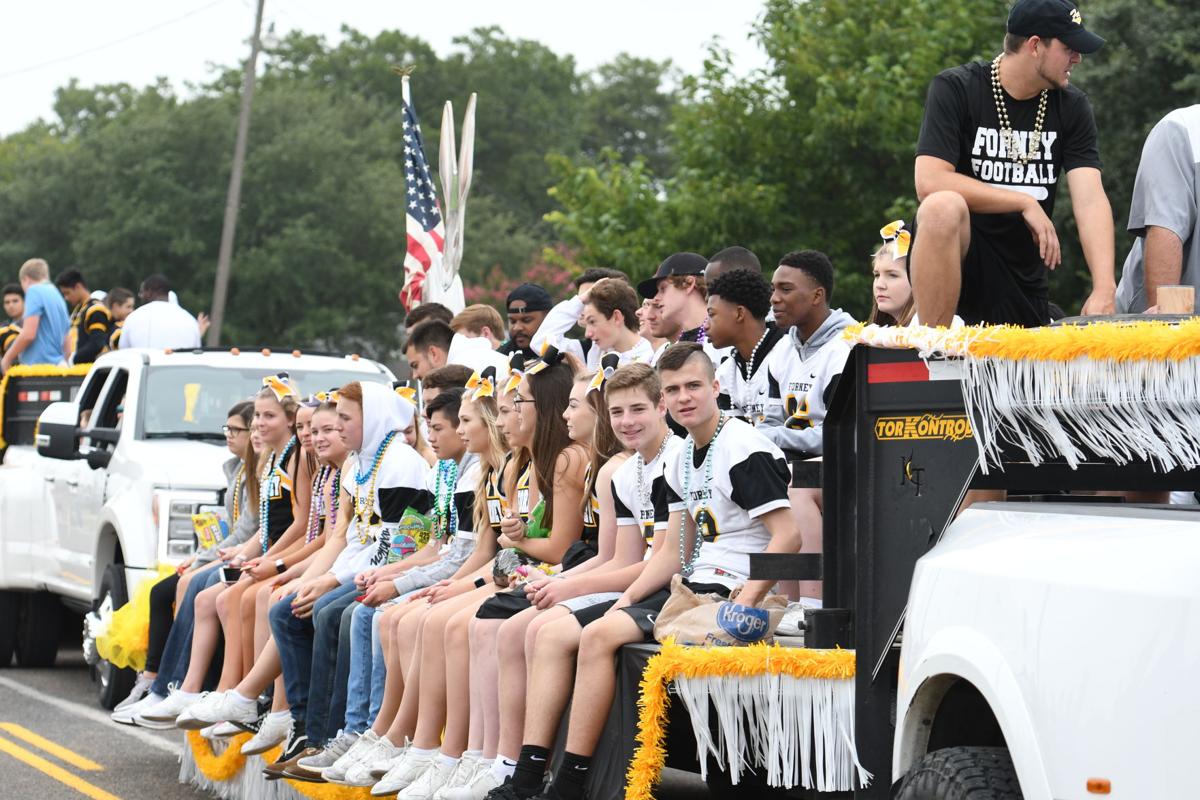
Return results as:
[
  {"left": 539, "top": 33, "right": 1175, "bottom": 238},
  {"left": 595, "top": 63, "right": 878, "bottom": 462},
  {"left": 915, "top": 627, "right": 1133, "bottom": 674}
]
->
[
  {"left": 897, "top": 746, "right": 1021, "bottom": 800},
  {"left": 15, "top": 592, "right": 61, "bottom": 667},
  {"left": 95, "top": 564, "right": 135, "bottom": 710},
  {"left": 0, "top": 591, "right": 19, "bottom": 667}
]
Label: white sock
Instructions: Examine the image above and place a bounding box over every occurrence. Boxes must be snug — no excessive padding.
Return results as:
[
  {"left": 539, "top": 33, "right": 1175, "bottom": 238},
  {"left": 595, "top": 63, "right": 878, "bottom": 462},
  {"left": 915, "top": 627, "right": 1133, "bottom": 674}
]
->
[
  {"left": 438, "top": 753, "right": 460, "bottom": 768},
  {"left": 491, "top": 756, "right": 517, "bottom": 780},
  {"left": 267, "top": 710, "right": 291, "bottom": 722},
  {"left": 463, "top": 749, "right": 483, "bottom": 760},
  {"left": 410, "top": 746, "right": 436, "bottom": 757},
  {"left": 176, "top": 689, "right": 199, "bottom": 699},
  {"left": 229, "top": 690, "right": 256, "bottom": 705}
]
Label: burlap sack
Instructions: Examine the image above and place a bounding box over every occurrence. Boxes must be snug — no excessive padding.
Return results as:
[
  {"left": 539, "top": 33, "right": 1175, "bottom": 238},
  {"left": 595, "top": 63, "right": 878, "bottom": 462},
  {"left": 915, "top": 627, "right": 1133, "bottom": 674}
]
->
[{"left": 652, "top": 574, "right": 788, "bottom": 646}]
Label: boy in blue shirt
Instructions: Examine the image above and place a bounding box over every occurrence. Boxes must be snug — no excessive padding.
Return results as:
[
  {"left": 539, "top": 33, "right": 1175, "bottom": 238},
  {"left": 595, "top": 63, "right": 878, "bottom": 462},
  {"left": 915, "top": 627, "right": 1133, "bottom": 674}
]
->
[{"left": 1, "top": 258, "right": 71, "bottom": 373}]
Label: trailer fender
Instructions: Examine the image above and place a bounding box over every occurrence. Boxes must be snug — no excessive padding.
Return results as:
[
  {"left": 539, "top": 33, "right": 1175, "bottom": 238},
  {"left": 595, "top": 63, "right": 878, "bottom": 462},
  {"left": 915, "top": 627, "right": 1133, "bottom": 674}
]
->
[{"left": 896, "top": 627, "right": 1051, "bottom": 800}]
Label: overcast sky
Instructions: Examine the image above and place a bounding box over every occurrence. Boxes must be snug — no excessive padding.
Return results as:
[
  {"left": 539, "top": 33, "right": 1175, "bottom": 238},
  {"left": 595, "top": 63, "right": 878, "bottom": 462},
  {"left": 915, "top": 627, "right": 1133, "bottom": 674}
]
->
[{"left": 0, "top": 0, "right": 769, "bottom": 136}]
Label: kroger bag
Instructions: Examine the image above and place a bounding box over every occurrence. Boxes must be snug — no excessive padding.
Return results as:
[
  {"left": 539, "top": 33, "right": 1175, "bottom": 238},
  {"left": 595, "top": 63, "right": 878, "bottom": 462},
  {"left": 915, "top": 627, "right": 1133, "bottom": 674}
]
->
[{"left": 653, "top": 574, "right": 788, "bottom": 647}]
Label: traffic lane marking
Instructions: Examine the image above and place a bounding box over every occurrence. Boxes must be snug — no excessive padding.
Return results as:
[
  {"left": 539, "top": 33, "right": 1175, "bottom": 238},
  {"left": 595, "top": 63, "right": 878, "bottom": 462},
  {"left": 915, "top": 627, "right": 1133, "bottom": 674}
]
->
[
  {"left": 0, "top": 733, "right": 122, "bottom": 800},
  {"left": 0, "top": 674, "right": 180, "bottom": 756},
  {"left": 0, "top": 722, "right": 104, "bottom": 771}
]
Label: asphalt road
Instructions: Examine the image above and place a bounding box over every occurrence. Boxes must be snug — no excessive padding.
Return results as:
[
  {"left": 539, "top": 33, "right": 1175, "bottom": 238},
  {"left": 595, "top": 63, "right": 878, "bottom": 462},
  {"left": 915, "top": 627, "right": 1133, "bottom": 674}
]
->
[{"left": 0, "top": 630, "right": 714, "bottom": 800}]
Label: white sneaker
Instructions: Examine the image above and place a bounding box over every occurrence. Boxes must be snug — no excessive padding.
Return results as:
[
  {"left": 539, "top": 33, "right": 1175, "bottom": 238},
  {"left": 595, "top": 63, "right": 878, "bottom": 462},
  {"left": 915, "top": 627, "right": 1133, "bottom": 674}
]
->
[
  {"left": 323, "top": 729, "right": 380, "bottom": 782},
  {"left": 343, "top": 737, "right": 406, "bottom": 787},
  {"left": 210, "top": 721, "right": 242, "bottom": 738},
  {"left": 372, "top": 750, "right": 436, "bottom": 796},
  {"left": 199, "top": 724, "right": 220, "bottom": 740},
  {"left": 397, "top": 756, "right": 459, "bottom": 800},
  {"left": 241, "top": 713, "right": 293, "bottom": 756},
  {"left": 440, "top": 760, "right": 503, "bottom": 800},
  {"left": 176, "top": 690, "right": 259, "bottom": 730},
  {"left": 111, "top": 691, "right": 164, "bottom": 725},
  {"left": 297, "top": 730, "right": 359, "bottom": 771},
  {"left": 136, "top": 687, "right": 201, "bottom": 724},
  {"left": 114, "top": 673, "right": 155, "bottom": 712},
  {"left": 434, "top": 754, "right": 486, "bottom": 800}
]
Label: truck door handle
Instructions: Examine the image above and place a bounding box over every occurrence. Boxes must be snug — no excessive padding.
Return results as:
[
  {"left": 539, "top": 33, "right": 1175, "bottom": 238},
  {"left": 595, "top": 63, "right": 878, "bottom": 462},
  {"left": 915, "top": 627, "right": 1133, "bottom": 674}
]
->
[
  {"left": 65, "top": 478, "right": 79, "bottom": 487},
  {"left": 43, "top": 475, "right": 55, "bottom": 483}
]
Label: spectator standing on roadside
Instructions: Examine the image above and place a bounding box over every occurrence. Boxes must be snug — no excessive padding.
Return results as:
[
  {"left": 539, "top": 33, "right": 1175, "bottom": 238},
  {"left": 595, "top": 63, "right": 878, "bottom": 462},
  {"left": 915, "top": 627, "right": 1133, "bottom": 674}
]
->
[
  {"left": 119, "top": 275, "right": 201, "bottom": 351},
  {"left": 55, "top": 269, "right": 114, "bottom": 364},
  {"left": 1115, "top": 105, "right": 1200, "bottom": 312},
  {"left": 1, "top": 259, "right": 70, "bottom": 373}
]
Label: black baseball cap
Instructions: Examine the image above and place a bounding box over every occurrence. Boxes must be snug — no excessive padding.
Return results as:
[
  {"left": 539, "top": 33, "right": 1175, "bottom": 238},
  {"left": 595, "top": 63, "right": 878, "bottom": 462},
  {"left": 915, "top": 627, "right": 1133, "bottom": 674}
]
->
[
  {"left": 506, "top": 283, "right": 553, "bottom": 314},
  {"left": 1007, "top": 0, "right": 1104, "bottom": 54},
  {"left": 637, "top": 252, "right": 708, "bottom": 300}
]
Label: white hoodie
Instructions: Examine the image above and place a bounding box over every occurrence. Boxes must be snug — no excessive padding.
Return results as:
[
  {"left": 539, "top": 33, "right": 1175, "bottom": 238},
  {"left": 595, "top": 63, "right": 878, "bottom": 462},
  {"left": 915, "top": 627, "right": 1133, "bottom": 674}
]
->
[{"left": 331, "top": 382, "right": 434, "bottom": 583}]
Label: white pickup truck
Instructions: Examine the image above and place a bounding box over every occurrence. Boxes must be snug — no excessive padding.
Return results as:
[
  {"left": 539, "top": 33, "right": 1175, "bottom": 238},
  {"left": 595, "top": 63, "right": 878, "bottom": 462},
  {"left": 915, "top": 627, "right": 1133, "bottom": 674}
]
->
[{"left": 0, "top": 347, "right": 393, "bottom": 707}]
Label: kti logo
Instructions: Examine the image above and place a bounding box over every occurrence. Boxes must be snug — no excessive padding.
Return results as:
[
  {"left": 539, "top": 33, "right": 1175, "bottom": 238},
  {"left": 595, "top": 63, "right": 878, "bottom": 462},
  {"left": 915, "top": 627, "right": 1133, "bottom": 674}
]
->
[{"left": 1070, "top": 8, "right": 1082, "bottom": 24}]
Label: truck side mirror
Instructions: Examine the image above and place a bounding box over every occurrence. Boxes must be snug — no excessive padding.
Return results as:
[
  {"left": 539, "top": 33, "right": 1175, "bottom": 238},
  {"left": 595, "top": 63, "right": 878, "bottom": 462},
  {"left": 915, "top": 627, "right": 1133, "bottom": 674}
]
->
[
  {"left": 86, "top": 449, "right": 112, "bottom": 470},
  {"left": 35, "top": 401, "right": 81, "bottom": 461}
]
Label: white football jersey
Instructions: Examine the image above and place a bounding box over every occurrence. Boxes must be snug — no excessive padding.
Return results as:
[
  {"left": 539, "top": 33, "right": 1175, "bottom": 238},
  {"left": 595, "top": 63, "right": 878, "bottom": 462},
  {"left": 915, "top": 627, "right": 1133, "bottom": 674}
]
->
[
  {"left": 611, "top": 434, "right": 684, "bottom": 551},
  {"left": 663, "top": 417, "right": 791, "bottom": 587},
  {"left": 716, "top": 326, "right": 791, "bottom": 426}
]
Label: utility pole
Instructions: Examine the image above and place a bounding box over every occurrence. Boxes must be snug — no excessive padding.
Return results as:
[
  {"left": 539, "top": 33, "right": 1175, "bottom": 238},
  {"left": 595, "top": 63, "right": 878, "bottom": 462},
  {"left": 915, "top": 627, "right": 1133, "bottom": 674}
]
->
[{"left": 207, "top": 0, "right": 265, "bottom": 346}]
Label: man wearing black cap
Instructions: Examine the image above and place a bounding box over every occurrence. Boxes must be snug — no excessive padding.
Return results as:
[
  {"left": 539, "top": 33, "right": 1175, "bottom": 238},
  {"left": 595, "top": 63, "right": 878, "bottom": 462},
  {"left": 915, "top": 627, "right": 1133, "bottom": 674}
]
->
[
  {"left": 499, "top": 283, "right": 553, "bottom": 359},
  {"left": 910, "top": 0, "right": 1115, "bottom": 328},
  {"left": 638, "top": 252, "right": 729, "bottom": 365}
]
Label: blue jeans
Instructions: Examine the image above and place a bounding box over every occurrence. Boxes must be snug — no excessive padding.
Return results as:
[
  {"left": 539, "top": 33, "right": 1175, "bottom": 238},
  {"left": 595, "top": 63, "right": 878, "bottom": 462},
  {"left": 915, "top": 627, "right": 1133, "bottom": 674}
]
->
[
  {"left": 151, "top": 566, "right": 223, "bottom": 697},
  {"left": 344, "top": 602, "right": 382, "bottom": 733},
  {"left": 270, "top": 580, "right": 359, "bottom": 746}
]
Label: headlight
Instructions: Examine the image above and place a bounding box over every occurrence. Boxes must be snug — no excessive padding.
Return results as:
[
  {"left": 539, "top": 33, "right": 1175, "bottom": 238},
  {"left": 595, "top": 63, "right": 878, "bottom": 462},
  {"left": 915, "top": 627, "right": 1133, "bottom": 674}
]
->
[{"left": 153, "top": 488, "right": 222, "bottom": 560}]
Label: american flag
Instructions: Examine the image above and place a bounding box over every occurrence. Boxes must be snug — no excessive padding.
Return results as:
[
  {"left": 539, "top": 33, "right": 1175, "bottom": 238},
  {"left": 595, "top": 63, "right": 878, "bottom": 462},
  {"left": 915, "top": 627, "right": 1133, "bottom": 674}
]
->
[{"left": 398, "top": 79, "right": 445, "bottom": 311}]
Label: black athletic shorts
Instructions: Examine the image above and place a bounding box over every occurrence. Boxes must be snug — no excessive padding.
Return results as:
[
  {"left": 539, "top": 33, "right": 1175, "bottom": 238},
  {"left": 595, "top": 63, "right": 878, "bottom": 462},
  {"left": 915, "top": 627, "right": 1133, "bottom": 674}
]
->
[
  {"left": 475, "top": 587, "right": 534, "bottom": 620},
  {"left": 910, "top": 220, "right": 1049, "bottom": 328},
  {"left": 617, "top": 581, "right": 731, "bottom": 640},
  {"left": 570, "top": 598, "right": 619, "bottom": 629},
  {"left": 560, "top": 540, "right": 597, "bottom": 571}
]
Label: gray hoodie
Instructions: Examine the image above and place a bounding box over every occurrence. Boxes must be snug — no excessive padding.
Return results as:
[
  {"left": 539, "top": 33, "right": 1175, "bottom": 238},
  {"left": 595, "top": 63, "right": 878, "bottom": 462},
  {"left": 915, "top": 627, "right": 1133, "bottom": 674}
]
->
[{"left": 761, "top": 308, "right": 856, "bottom": 455}]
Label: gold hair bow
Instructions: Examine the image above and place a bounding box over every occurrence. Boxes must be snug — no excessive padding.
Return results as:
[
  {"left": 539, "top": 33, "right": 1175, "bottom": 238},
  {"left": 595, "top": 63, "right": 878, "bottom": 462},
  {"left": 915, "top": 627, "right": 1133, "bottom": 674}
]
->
[
  {"left": 263, "top": 373, "right": 298, "bottom": 401},
  {"left": 502, "top": 353, "right": 526, "bottom": 395},
  {"left": 395, "top": 386, "right": 418, "bottom": 403},
  {"left": 314, "top": 389, "right": 341, "bottom": 403},
  {"left": 466, "top": 367, "right": 497, "bottom": 401},
  {"left": 525, "top": 342, "right": 561, "bottom": 376},
  {"left": 880, "top": 219, "right": 911, "bottom": 260},
  {"left": 587, "top": 353, "right": 621, "bottom": 394}
]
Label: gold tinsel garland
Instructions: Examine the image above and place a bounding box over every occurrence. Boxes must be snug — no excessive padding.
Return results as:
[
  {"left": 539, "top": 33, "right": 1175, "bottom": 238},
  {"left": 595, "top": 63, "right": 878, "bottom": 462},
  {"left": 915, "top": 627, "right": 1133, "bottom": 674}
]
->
[
  {"left": 624, "top": 639, "right": 856, "bottom": 800},
  {"left": 186, "top": 730, "right": 372, "bottom": 799}
]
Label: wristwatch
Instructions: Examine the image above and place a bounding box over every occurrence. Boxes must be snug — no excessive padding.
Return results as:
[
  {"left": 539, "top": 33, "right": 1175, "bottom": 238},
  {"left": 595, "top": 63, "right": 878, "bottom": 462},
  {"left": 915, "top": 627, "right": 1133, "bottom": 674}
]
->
[{"left": 275, "top": 559, "right": 286, "bottom": 574}]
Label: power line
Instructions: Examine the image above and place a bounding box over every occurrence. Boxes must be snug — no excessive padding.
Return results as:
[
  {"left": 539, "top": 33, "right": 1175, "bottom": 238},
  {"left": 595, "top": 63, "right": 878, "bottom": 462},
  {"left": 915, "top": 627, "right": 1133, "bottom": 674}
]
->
[{"left": 0, "top": 0, "right": 229, "bottom": 80}]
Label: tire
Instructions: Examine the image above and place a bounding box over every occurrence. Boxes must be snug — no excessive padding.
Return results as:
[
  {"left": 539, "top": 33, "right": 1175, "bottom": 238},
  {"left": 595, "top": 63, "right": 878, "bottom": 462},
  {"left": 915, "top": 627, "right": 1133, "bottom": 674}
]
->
[
  {"left": 896, "top": 746, "right": 1021, "bottom": 800},
  {"left": 15, "top": 591, "right": 61, "bottom": 667},
  {"left": 95, "top": 564, "right": 136, "bottom": 710},
  {"left": 0, "top": 590, "right": 19, "bottom": 667}
]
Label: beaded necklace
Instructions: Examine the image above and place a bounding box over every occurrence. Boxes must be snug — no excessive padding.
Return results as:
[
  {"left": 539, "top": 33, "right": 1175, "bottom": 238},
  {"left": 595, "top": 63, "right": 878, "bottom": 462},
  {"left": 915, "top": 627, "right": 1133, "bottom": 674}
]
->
[
  {"left": 432, "top": 458, "right": 460, "bottom": 540},
  {"left": 636, "top": 431, "right": 672, "bottom": 538},
  {"left": 353, "top": 431, "right": 397, "bottom": 544},
  {"left": 305, "top": 465, "right": 332, "bottom": 543},
  {"left": 230, "top": 462, "right": 246, "bottom": 527},
  {"left": 738, "top": 327, "right": 771, "bottom": 421},
  {"left": 678, "top": 413, "right": 728, "bottom": 576},
  {"left": 258, "top": 436, "right": 297, "bottom": 554},
  {"left": 991, "top": 54, "right": 1048, "bottom": 167}
]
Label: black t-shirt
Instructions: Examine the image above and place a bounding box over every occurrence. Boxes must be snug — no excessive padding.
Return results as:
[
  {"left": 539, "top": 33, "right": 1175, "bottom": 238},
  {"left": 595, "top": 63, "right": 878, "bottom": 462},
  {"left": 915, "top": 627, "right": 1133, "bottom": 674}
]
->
[{"left": 916, "top": 61, "right": 1101, "bottom": 290}]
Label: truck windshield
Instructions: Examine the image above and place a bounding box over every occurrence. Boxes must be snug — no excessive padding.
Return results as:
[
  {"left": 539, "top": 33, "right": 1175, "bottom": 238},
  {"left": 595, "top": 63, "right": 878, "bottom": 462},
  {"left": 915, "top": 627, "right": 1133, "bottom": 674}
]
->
[{"left": 141, "top": 365, "right": 389, "bottom": 438}]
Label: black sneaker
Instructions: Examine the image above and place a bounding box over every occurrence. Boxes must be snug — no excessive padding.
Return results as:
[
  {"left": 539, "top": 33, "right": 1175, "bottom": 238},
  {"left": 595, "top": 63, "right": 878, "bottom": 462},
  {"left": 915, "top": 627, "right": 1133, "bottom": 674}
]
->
[
  {"left": 486, "top": 779, "right": 544, "bottom": 800},
  {"left": 232, "top": 709, "right": 266, "bottom": 735},
  {"left": 262, "top": 723, "right": 308, "bottom": 779}
]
